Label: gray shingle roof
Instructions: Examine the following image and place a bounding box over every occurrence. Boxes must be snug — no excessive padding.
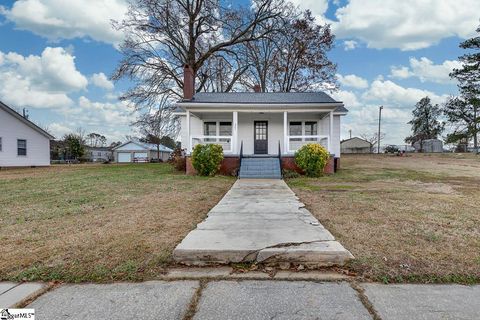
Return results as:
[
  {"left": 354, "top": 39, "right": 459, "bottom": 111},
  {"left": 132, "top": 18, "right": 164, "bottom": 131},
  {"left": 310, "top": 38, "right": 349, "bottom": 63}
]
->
[
  {"left": 185, "top": 92, "right": 340, "bottom": 104},
  {"left": 113, "top": 140, "right": 173, "bottom": 152},
  {"left": 334, "top": 105, "right": 348, "bottom": 113}
]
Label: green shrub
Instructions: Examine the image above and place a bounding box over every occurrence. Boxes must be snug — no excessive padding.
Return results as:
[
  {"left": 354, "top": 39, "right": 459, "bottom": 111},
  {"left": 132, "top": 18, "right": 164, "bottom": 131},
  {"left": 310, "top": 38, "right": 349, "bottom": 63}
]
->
[
  {"left": 282, "top": 169, "right": 300, "bottom": 179},
  {"left": 294, "top": 143, "right": 330, "bottom": 177},
  {"left": 191, "top": 144, "right": 224, "bottom": 176}
]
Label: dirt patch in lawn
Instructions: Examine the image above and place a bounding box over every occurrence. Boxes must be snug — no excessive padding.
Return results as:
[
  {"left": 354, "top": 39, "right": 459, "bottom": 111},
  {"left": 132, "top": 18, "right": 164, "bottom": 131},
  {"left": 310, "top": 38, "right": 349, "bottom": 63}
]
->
[
  {"left": 288, "top": 154, "right": 480, "bottom": 284},
  {"left": 0, "top": 163, "right": 234, "bottom": 282}
]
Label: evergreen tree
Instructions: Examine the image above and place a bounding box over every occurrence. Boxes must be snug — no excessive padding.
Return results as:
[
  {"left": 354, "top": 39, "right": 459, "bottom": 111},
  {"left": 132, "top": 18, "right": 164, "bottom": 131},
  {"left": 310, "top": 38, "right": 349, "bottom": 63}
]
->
[
  {"left": 446, "top": 25, "right": 480, "bottom": 151},
  {"left": 405, "top": 96, "right": 444, "bottom": 152},
  {"left": 63, "top": 134, "right": 85, "bottom": 160}
]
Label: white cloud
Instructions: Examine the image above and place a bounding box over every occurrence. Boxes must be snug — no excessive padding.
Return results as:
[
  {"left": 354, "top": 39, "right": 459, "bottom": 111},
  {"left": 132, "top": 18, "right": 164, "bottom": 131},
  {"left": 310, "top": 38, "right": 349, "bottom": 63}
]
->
[
  {"left": 60, "top": 96, "right": 134, "bottom": 126},
  {"left": 362, "top": 79, "right": 447, "bottom": 106},
  {"left": 337, "top": 78, "right": 454, "bottom": 143},
  {"left": 343, "top": 40, "right": 358, "bottom": 51},
  {"left": 49, "top": 122, "right": 72, "bottom": 137},
  {"left": 331, "top": 90, "right": 362, "bottom": 107},
  {"left": 390, "top": 57, "right": 462, "bottom": 83},
  {"left": 337, "top": 74, "right": 369, "bottom": 89},
  {"left": 91, "top": 72, "right": 114, "bottom": 90},
  {"left": 0, "top": 47, "right": 88, "bottom": 108},
  {"left": 389, "top": 66, "right": 412, "bottom": 79},
  {"left": 0, "top": 72, "right": 73, "bottom": 109},
  {"left": 333, "top": 0, "right": 480, "bottom": 50},
  {"left": 1, "top": 0, "right": 127, "bottom": 45},
  {"left": 289, "top": 0, "right": 329, "bottom": 22},
  {"left": 54, "top": 96, "right": 136, "bottom": 141}
]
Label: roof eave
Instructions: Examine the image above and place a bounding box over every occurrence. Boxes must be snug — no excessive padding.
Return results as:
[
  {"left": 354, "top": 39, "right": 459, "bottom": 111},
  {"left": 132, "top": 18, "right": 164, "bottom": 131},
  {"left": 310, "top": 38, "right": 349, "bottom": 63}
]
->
[
  {"left": 0, "top": 101, "right": 55, "bottom": 140},
  {"left": 176, "top": 102, "right": 344, "bottom": 109}
]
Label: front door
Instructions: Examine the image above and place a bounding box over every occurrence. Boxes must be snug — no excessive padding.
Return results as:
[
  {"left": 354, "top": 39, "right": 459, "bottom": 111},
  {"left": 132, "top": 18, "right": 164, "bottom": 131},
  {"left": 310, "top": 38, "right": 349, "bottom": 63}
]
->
[{"left": 254, "top": 121, "right": 268, "bottom": 154}]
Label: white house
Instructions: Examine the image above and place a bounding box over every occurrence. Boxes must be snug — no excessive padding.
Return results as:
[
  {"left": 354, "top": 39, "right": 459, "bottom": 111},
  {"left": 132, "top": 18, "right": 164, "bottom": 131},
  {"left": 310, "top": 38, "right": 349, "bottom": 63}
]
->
[
  {"left": 174, "top": 65, "right": 348, "bottom": 177},
  {"left": 341, "top": 137, "right": 372, "bottom": 154},
  {"left": 113, "top": 140, "right": 173, "bottom": 163},
  {"left": 0, "top": 101, "right": 54, "bottom": 167},
  {"left": 85, "top": 146, "right": 113, "bottom": 162}
]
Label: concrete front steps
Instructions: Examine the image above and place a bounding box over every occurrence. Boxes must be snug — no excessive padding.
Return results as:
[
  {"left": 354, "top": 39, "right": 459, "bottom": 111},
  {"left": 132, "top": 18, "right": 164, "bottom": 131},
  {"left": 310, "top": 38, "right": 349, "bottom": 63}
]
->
[
  {"left": 239, "top": 157, "right": 282, "bottom": 179},
  {"left": 173, "top": 179, "right": 354, "bottom": 267}
]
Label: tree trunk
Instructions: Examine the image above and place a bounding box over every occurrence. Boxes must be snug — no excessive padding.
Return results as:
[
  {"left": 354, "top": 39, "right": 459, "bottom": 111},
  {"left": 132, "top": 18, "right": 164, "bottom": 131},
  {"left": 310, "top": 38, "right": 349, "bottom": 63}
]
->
[
  {"left": 157, "top": 145, "right": 160, "bottom": 162},
  {"left": 474, "top": 104, "right": 478, "bottom": 151}
]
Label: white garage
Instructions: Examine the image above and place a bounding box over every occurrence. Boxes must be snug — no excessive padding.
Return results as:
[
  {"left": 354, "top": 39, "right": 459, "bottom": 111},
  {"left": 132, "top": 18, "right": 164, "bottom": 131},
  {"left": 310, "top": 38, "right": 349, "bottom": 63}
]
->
[
  {"left": 112, "top": 141, "right": 173, "bottom": 163},
  {"left": 117, "top": 152, "right": 131, "bottom": 163}
]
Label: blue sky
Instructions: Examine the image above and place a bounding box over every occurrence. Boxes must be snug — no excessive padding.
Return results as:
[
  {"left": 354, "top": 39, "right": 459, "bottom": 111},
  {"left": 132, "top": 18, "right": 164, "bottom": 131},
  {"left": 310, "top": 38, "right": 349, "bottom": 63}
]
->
[{"left": 0, "top": 0, "right": 478, "bottom": 145}]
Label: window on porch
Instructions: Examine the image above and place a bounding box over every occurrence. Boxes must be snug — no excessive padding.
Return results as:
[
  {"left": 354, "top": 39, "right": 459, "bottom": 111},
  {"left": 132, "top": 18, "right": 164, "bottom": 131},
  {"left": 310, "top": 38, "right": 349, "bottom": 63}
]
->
[
  {"left": 287, "top": 120, "right": 328, "bottom": 153},
  {"left": 204, "top": 122, "right": 216, "bottom": 142},
  {"left": 305, "top": 121, "right": 318, "bottom": 141},
  {"left": 219, "top": 122, "right": 232, "bottom": 142},
  {"left": 194, "top": 120, "right": 233, "bottom": 152}
]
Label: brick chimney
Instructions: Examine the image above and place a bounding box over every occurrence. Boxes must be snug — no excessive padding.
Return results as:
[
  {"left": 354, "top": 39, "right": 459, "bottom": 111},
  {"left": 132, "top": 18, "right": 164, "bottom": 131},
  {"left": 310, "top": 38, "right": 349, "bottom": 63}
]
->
[
  {"left": 183, "top": 64, "right": 195, "bottom": 100},
  {"left": 253, "top": 84, "right": 261, "bottom": 93}
]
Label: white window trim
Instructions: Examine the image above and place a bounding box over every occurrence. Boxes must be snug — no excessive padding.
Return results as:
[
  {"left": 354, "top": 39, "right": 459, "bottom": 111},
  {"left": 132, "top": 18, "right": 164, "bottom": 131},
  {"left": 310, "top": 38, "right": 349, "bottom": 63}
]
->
[
  {"left": 289, "top": 120, "right": 319, "bottom": 136},
  {"left": 203, "top": 120, "right": 233, "bottom": 136},
  {"left": 17, "top": 138, "right": 27, "bottom": 157}
]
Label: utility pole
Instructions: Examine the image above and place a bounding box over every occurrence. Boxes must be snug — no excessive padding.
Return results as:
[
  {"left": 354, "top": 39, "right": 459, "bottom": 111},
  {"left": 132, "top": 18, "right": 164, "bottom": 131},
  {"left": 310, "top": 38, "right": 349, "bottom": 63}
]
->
[
  {"left": 349, "top": 129, "right": 352, "bottom": 139},
  {"left": 377, "top": 106, "right": 383, "bottom": 154}
]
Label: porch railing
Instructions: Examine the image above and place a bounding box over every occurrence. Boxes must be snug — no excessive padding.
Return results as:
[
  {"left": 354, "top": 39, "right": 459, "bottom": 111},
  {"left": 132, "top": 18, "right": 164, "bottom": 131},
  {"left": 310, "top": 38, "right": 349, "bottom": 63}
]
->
[
  {"left": 287, "top": 135, "right": 329, "bottom": 153},
  {"left": 190, "top": 135, "right": 233, "bottom": 153}
]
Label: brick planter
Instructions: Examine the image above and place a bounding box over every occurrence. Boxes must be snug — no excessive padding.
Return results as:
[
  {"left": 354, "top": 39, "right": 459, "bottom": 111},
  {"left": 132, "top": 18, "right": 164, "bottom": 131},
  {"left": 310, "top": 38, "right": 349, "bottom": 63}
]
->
[
  {"left": 281, "top": 155, "right": 335, "bottom": 174},
  {"left": 186, "top": 156, "right": 240, "bottom": 176}
]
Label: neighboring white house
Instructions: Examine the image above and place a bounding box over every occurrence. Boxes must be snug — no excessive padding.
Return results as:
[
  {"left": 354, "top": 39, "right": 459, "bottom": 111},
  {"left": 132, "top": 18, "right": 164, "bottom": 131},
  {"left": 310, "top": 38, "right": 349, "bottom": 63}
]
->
[
  {"left": 112, "top": 141, "right": 173, "bottom": 163},
  {"left": 0, "top": 101, "right": 54, "bottom": 167},
  {"left": 341, "top": 137, "right": 372, "bottom": 154},
  {"left": 175, "top": 92, "right": 348, "bottom": 158},
  {"left": 85, "top": 146, "right": 113, "bottom": 162}
]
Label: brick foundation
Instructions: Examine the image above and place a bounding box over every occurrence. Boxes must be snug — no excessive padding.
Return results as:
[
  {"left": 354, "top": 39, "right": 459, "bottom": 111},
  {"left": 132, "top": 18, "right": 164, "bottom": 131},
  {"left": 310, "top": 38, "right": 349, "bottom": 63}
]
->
[
  {"left": 186, "top": 155, "right": 337, "bottom": 176},
  {"left": 186, "top": 156, "right": 240, "bottom": 176},
  {"left": 281, "top": 155, "right": 335, "bottom": 174}
]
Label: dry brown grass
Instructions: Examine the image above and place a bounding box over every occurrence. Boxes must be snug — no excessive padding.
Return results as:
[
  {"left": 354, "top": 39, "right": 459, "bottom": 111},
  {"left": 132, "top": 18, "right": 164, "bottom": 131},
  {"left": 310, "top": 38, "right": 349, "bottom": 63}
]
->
[
  {"left": 0, "top": 163, "right": 234, "bottom": 282},
  {"left": 287, "top": 153, "right": 480, "bottom": 283}
]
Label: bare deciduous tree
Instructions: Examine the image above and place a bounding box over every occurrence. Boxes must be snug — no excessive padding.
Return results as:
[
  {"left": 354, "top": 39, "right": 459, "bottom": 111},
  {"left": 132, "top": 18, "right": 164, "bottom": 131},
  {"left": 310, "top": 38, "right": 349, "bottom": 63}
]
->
[
  {"left": 86, "top": 133, "right": 107, "bottom": 147},
  {"left": 134, "top": 96, "right": 179, "bottom": 160},
  {"left": 361, "top": 132, "right": 386, "bottom": 152},
  {"left": 112, "top": 0, "right": 290, "bottom": 109}
]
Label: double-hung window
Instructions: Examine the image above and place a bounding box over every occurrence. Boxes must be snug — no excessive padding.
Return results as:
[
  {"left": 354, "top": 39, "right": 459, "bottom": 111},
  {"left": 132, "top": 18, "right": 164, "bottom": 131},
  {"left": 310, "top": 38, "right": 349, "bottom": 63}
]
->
[
  {"left": 305, "top": 121, "right": 318, "bottom": 141},
  {"left": 17, "top": 139, "right": 27, "bottom": 156},
  {"left": 203, "top": 122, "right": 217, "bottom": 142},
  {"left": 219, "top": 122, "right": 232, "bottom": 142},
  {"left": 289, "top": 122, "right": 302, "bottom": 141}
]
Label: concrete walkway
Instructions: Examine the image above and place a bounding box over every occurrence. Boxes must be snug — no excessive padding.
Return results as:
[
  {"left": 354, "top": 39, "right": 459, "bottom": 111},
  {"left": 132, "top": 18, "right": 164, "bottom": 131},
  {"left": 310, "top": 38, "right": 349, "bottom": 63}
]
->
[
  {"left": 3, "top": 280, "right": 479, "bottom": 319},
  {"left": 174, "top": 179, "right": 353, "bottom": 266}
]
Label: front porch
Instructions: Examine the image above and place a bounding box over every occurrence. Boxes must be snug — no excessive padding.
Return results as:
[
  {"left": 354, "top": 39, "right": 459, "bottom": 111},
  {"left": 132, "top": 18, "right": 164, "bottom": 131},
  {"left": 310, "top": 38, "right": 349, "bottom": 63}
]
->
[{"left": 183, "top": 109, "right": 339, "bottom": 157}]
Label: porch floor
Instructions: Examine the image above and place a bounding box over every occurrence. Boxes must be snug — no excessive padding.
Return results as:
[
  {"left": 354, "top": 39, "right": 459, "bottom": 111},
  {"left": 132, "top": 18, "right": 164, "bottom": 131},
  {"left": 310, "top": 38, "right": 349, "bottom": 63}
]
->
[{"left": 173, "top": 179, "right": 353, "bottom": 266}]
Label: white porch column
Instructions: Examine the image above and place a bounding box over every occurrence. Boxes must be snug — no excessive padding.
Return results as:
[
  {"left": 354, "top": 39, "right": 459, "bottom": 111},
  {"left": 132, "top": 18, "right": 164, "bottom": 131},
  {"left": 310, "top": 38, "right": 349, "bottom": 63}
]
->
[
  {"left": 186, "top": 110, "right": 191, "bottom": 153},
  {"left": 329, "top": 110, "right": 333, "bottom": 153},
  {"left": 233, "top": 111, "right": 238, "bottom": 154},
  {"left": 283, "top": 111, "right": 288, "bottom": 154}
]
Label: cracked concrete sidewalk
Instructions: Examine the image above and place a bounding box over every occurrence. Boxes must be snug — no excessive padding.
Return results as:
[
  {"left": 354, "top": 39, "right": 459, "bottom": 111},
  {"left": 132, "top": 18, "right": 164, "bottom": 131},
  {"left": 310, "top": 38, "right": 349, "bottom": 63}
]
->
[
  {"left": 4, "top": 279, "right": 480, "bottom": 320},
  {"left": 173, "top": 179, "right": 353, "bottom": 266}
]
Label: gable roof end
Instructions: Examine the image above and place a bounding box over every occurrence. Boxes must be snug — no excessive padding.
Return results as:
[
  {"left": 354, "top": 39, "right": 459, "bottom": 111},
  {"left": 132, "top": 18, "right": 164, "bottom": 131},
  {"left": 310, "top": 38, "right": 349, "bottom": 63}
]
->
[{"left": 0, "top": 101, "right": 55, "bottom": 139}]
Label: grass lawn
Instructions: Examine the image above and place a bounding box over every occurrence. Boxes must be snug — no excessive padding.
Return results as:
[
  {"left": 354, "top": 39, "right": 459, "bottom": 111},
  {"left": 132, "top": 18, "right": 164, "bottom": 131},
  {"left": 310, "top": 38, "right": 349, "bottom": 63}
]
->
[
  {"left": 287, "top": 153, "right": 480, "bottom": 284},
  {"left": 0, "top": 163, "right": 234, "bottom": 282}
]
